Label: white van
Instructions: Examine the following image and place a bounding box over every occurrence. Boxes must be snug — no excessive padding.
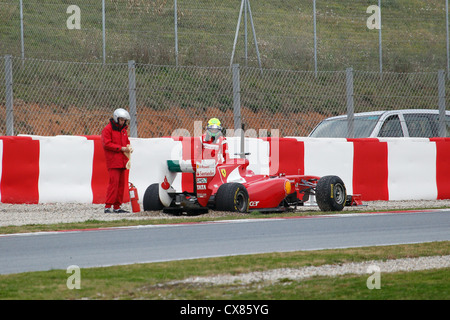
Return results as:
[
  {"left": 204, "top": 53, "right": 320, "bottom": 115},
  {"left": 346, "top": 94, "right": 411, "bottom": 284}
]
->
[{"left": 308, "top": 109, "right": 450, "bottom": 138}]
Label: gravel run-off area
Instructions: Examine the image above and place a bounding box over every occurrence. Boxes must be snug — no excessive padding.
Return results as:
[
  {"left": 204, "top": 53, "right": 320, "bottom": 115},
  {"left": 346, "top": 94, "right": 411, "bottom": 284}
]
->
[
  {"left": 1, "top": 200, "right": 449, "bottom": 284},
  {"left": 171, "top": 255, "right": 450, "bottom": 286},
  {"left": 1, "top": 199, "right": 450, "bottom": 227}
]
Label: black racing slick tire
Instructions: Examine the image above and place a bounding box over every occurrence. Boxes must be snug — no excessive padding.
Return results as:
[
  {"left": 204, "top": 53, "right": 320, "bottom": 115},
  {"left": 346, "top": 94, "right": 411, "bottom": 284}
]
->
[
  {"left": 215, "top": 183, "right": 249, "bottom": 213},
  {"left": 143, "top": 183, "right": 163, "bottom": 211},
  {"left": 315, "top": 175, "right": 347, "bottom": 212}
]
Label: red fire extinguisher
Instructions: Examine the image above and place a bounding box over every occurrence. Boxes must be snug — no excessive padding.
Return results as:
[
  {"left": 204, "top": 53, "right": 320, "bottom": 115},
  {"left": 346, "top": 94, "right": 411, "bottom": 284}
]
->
[{"left": 129, "top": 182, "right": 141, "bottom": 213}]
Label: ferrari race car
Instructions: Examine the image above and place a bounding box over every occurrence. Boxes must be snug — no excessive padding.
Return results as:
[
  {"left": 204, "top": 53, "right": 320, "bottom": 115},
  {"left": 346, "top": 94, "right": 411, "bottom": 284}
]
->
[{"left": 143, "top": 156, "right": 361, "bottom": 214}]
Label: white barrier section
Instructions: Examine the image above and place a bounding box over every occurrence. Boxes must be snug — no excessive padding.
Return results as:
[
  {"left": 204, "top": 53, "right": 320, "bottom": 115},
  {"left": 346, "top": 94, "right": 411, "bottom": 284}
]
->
[
  {"left": 128, "top": 137, "right": 182, "bottom": 204},
  {"left": 226, "top": 137, "right": 270, "bottom": 175},
  {"left": 383, "top": 138, "right": 437, "bottom": 200},
  {"left": 296, "top": 138, "right": 354, "bottom": 195},
  {"left": 38, "top": 136, "right": 94, "bottom": 203}
]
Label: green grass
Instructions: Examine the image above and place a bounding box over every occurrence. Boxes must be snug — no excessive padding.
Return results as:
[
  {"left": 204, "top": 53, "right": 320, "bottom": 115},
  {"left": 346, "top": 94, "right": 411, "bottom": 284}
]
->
[
  {"left": 1, "top": 0, "right": 448, "bottom": 71},
  {"left": 0, "top": 242, "right": 448, "bottom": 300}
]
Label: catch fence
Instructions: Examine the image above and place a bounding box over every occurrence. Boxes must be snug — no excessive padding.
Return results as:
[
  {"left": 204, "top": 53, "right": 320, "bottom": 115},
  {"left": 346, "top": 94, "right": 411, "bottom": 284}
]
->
[
  {"left": 1, "top": 0, "right": 449, "bottom": 73},
  {"left": 1, "top": 55, "right": 449, "bottom": 138}
]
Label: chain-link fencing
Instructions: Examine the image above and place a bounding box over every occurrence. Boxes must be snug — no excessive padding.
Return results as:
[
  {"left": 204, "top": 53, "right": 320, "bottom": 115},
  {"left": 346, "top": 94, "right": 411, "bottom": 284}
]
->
[
  {"left": 2, "top": 55, "right": 449, "bottom": 138},
  {"left": 1, "top": 0, "right": 449, "bottom": 72}
]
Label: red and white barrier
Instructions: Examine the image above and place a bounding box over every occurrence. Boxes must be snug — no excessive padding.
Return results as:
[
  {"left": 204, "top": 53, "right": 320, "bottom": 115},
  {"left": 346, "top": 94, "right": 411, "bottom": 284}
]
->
[
  {"left": 0, "top": 135, "right": 449, "bottom": 204},
  {"left": 289, "top": 137, "right": 449, "bottom": 201}
]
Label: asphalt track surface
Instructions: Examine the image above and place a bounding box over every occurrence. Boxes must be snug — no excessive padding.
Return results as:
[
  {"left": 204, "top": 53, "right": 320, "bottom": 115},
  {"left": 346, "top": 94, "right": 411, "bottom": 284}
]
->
[{"left": 0, "top": 210, "right": 449, "bottom": 274}]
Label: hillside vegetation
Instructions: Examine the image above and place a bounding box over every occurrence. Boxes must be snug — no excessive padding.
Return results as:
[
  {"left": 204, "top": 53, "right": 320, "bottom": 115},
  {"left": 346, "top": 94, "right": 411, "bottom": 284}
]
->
[
  {"left": 0, "top": 0, "right": 449, "bottom": 137},
  {"left": 1, "top": 0, "right": 448, "bottom": 71}
]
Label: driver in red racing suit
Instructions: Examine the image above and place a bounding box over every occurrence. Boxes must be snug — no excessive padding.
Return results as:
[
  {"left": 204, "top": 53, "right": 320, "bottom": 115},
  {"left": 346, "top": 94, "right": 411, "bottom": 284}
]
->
[{"left": 200, "top": 118, "right": 230, "bottom": 164}]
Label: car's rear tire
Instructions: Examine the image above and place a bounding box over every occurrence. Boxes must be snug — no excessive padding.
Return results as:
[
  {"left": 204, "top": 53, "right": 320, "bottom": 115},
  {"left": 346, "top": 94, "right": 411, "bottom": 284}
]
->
[
  {"left": 315, "top": 175, "right": 347, "bottom": 211},
  {"left": 143, "top": 183, "right": 163, "bottom": 211},
  {"left": 215, "top": 183, "right": 249, "bottom": 213}
]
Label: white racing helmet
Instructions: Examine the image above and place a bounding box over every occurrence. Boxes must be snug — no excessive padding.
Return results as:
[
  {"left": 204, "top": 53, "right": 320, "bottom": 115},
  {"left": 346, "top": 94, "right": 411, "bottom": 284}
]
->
[{"left": 113, "top": 108, "right": 131, "bottom": 123}]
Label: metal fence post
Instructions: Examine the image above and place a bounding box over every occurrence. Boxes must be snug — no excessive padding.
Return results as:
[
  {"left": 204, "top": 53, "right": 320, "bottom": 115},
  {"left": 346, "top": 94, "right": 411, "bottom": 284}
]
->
[
  {"left": 346, "top": 68, "right": 354, "bottom": 139},
  {"left": 102, "top": 0, "right": 106, "bottom": 65},
  {"left": 438, "top": 69, "right": 446, "bottom": 137},
  {"left": 378, "top": 0, "right": 383, "bottom": 77},
  {"left": 20, "top": 0, "right": 25, "bottom": 62},
  {"left": 4, "top": 55, "right": 14, "bottom": 136},
  {"left": 128, "top": 60, "right": 138, "bottom": 137},
  {"left": 313, "top": 0, "right": 317, "bottom": 77},
  {"left": 174, "top": 0, "right": 179, "bottom": 66},
  {"left": 232, "top": 64, "right": 241, "bottom": 131},
  {"left": 231, "top": 0, "right": 245, "bottom": 69},
  {"left": 244, "top": 0, "right": 248, "bottom": 67},
  {"left": 232, "top": 64, "right": 245, "bottom": 158},
  {"left": 230, "top": 0, "right": 262, "bottom": 73},
  {"left": 446, "top": 0, "right": 449, "bottom": 78},
  {"left": 246, "top": 0, "right": 262, "bottom": 73}
]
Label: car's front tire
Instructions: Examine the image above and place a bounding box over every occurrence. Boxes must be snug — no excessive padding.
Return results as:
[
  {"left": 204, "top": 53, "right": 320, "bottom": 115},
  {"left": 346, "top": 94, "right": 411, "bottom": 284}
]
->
[{"left": 315, "top": 175, "right": 347, "bottom": 211}]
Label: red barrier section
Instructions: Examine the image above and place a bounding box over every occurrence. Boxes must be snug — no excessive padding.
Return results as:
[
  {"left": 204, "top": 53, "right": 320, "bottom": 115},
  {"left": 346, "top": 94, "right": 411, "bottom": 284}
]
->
[
  {"left": 264, "top": 137, "right": 305, "bottom": 176},
  {"left": 0, "top": 136, "right": 40, "bottom": 203},
  {"left": 431, "top": 138, "right": 450, "bottom": 199},
  {"left": 85, "top": 136, "right": 109, "bottom": 204},
  {"left": 350, "top": 138, "right": 389, "bottom": 201}
]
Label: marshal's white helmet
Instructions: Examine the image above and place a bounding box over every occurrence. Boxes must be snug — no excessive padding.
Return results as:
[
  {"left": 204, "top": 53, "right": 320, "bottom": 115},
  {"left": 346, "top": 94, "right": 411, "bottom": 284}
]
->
[{"left": 113, "top": 108, "right": 130, "bottom": 123}]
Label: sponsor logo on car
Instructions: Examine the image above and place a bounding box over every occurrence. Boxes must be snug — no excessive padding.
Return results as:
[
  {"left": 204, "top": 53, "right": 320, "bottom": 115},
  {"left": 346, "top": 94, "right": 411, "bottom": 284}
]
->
[
  {"left": 196, "top": 167, "right": 215, "bottom": 177},
  {"left": 196, "top": 160, "right": 216, "bottom": 177}
]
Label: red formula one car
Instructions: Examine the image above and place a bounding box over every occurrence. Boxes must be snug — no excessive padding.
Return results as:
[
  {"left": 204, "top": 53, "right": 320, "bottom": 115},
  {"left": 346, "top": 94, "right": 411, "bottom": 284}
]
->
[{"left": 143, "top": 156, "right": 361, "bottom": 214}]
